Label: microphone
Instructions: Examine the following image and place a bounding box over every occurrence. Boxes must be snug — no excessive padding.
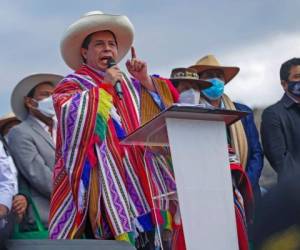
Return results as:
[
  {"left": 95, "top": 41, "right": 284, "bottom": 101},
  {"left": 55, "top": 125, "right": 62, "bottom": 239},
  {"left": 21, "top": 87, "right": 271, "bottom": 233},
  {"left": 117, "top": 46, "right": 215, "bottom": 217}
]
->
[{"left": 107, "top": 57, "right": 123, "bottom": 100}]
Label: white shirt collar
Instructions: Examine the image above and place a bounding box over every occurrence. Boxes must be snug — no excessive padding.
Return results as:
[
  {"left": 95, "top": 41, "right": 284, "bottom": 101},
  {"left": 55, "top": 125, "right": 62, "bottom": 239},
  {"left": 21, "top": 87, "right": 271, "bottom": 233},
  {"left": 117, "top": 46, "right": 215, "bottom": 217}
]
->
[
  {"left": 30, "top": 114, "right": 49, "bottom": 132},
  {"left": 28, "top": 115, "right": 56, "bottom": 146}
]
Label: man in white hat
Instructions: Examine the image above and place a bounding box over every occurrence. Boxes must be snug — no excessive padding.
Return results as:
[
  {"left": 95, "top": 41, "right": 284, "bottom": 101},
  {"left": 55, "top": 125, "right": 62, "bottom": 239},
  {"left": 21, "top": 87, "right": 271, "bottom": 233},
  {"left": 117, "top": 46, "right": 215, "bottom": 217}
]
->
[
  {"left": 7, "top": 73, "right": 62, "bottom": 229},
  {"left": 49, "top": 11, "right": 180, "bottom": 248}
]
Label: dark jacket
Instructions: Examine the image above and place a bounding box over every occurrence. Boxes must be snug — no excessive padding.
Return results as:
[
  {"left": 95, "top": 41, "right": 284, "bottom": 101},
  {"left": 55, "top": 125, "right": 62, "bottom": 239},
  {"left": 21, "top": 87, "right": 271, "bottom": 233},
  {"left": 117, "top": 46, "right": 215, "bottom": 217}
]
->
[
  {"left": 261, "top": 94, "right": 300, "bottom": 181},
  {"left": 234, "top": 103, "right": 264, "bottom": 188}
]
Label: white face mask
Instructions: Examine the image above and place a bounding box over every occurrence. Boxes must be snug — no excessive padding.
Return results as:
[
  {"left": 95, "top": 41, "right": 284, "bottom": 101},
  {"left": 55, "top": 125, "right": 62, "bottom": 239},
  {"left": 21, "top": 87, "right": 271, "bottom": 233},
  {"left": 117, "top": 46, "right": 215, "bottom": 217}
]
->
[
  {"left": 179, "top": 88, "right": 201, "bottom": 104},
  {"left": 34, "top": 96, "right": 55, "bottom": 118}
]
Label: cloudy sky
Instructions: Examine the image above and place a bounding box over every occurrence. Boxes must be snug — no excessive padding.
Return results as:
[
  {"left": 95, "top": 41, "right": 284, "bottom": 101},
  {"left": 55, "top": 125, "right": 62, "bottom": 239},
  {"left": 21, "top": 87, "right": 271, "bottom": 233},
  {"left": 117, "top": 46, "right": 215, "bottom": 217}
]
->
[{"left": 0, "top": 0, "right": 299, "bottom": 115}]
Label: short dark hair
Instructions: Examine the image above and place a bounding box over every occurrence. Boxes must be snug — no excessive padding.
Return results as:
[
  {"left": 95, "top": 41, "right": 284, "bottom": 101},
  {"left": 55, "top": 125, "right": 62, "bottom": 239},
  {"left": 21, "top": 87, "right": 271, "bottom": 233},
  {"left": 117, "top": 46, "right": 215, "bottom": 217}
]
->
[
  {"left": 27, "top": 86, "right": 37, "bottom": 98},
  {"left": 81, "top": 32, "right": 94, "bottom": 49},
  {"left": 81, "top": 32, "right": 95, "bottom": 64},
  {"left": 280, "top": 58, "right": 300, "bottom": 81}
]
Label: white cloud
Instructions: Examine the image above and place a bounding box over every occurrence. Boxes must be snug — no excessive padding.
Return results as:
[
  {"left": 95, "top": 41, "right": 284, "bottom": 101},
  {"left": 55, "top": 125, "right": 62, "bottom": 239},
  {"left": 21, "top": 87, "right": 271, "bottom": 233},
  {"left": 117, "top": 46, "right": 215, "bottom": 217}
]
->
[
  {"left": 224, "top": 32, "right": 300, "bottom": 108},
  {"left": 149, "top": 32, "right": 300, "bottom": 109}
]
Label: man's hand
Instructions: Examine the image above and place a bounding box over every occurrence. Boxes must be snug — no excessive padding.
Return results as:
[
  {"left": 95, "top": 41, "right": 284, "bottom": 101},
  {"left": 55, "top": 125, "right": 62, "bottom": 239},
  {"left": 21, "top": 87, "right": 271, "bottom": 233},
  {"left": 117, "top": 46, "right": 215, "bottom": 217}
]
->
[
  {"left": 103, "top": 65, "right": 123, "bottom": 86},
  {"left": 12, "top": 195, "right": 27, "bottom": 222},
  {"left": 126, "top": 47, "right": 154, "bottom": 91},
  {"left": 0, "top": 204, "right": 8, "bottom": 219}
]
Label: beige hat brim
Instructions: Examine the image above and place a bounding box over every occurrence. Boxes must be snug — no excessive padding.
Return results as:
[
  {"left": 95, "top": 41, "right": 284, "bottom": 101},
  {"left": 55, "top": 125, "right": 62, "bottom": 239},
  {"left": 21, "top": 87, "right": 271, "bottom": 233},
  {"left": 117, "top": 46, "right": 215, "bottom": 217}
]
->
[
  {"left": 61, "top": 13, "right": 134, "bottom": 70},
  {"left": 170, "top": 78, "right": 212, "bottom": 89},
  {"left": 11, "top": 73, "right": 63, "bottom": 121},
  {"left": 189, "top": 65, "right": 240, "bottom": 84},
  {"left": 0, "top": 112, "right": 19, "bottom": 133}
]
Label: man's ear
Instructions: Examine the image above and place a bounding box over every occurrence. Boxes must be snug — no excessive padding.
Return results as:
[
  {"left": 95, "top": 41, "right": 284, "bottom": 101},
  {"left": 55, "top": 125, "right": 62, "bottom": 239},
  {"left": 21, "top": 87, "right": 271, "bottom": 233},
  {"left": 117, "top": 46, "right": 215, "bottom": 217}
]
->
[
  {"left": 281, "top": 80, "right": 288, "bottom": 91},
  {"left": 80, "top": 48, "right": 88, "bottom": 61},
  {"left": 24, "top": 97, "right": 36, "bottom": 110}
]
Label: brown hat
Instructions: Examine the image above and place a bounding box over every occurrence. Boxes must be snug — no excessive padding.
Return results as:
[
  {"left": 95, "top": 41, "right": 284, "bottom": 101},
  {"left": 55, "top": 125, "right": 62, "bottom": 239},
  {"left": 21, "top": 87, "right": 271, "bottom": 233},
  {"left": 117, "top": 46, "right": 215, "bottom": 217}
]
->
[
  {"left": 189, "top": 54, "right": 240, "bottom": 84},
  {"left": 170, "top": 68, "right": 212, "bottom": 89}
]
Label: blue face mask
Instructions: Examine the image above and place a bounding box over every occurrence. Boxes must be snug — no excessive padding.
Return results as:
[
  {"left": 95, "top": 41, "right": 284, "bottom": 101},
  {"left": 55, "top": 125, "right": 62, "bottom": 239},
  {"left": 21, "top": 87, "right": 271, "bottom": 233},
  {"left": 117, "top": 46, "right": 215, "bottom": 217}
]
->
[
  {"left": 202, "top": 78, "right": 225, "bottom": 100},
  {"left": 288, "top": 81, "right": 300, "bottom": 97}
]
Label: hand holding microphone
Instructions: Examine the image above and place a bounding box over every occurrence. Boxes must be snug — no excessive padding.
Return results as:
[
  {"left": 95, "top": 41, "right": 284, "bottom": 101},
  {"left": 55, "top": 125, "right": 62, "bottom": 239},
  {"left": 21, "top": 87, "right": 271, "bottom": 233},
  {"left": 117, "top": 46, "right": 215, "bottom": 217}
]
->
[
  {"left": 105, "top": 46, "right": 150, "bottom": 99},
  {"left": 105, "top": 57, "right": 123, "bottom": 99}
]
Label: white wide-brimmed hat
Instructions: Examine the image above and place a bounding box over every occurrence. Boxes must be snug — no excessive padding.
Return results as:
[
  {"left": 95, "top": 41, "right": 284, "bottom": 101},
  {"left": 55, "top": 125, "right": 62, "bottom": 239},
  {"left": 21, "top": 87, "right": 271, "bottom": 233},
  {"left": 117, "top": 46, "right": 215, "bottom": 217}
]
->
[
  {"left": 61, "top": 10, "right": 135, "bottom": 70},
  {"left": 11, "top": 73, "right": 63, "bottom": 121}
]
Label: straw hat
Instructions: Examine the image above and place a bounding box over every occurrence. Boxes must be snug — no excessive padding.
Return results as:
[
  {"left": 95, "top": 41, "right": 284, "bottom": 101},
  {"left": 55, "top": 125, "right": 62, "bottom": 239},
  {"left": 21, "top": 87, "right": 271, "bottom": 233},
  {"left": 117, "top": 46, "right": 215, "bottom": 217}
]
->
[
  {"left": 189, "top": 54, "right": 240, "bottom": 84},
  {"left": 61, "top": 10, "right": 135, "bottom": 70},
  {"left": 0, "top": 112, "right": 20, "bottom": 135}
]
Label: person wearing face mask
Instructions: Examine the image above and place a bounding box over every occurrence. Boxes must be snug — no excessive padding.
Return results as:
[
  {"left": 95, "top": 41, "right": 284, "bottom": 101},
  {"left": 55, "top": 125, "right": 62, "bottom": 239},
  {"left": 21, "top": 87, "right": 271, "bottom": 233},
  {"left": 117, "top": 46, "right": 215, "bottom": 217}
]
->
[
  {"left": 188, "top": 55, "right": 263, "bottom": 250},
  {"left": 261, "top": 58, "right": 300, "bottom": 182},
  {"left": 170, "top": 68, "right": 212, "bottom": 105},
  {"left": 189, "top": 55, "right": 264, "bottom": 193},
  {"left": 170, "top": 66, "right": 255, "bottom": 250},
  {"left": 166, "top": 68, "right": 212, "bottom": 250},
  {"left": 7, "top": 73, "right": 62, "bottom": 231}
]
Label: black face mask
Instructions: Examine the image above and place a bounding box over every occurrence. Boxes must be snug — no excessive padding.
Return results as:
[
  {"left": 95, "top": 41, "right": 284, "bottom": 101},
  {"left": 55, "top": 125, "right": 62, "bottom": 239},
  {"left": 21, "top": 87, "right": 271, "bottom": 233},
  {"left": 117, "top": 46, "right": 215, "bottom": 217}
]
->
[{"left": 288, "top": 81, "right": 300, "bottom": 97}]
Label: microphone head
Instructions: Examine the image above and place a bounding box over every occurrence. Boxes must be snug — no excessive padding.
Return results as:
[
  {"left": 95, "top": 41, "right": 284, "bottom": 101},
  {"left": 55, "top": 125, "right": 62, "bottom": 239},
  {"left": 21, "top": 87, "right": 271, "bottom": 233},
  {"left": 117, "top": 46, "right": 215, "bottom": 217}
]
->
[{"left": 107, "top": 57, "right": 116, "bottom": 68}]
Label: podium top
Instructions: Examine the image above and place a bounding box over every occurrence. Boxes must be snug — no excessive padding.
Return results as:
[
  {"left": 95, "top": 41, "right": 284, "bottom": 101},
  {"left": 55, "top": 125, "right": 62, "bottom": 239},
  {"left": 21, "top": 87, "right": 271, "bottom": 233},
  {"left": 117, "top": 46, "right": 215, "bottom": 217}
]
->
[{"left": 121, "top": 104, "right": 249, "bottom": 146}]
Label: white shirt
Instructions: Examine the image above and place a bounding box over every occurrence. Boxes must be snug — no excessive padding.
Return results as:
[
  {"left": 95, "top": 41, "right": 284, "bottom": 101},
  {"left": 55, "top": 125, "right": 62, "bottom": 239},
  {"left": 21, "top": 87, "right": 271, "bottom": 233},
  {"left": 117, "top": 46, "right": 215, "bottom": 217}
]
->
[
  {"left": 32, "top": 115, "right": 51, "bottom": 135},
  {"left": 31, "top": 115, "right": 57, "bottom": 146},
  {"left": 0, "top": 140, "right": 18, "bottom": 219}
]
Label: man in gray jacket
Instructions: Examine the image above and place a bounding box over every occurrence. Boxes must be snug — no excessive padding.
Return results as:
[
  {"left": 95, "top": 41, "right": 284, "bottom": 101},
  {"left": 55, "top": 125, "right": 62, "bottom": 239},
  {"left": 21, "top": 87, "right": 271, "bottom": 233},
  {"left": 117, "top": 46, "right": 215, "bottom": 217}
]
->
[{"left": 8, "top": 73, "right": 62, "bottom": 228}]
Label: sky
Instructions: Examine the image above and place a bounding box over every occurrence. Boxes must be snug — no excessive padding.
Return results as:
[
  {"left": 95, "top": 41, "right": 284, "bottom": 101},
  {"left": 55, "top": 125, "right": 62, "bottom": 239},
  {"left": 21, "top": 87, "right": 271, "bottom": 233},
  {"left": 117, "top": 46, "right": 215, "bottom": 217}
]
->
[{"left": 0, "top": 0, "right": 300, "bottom": 115}]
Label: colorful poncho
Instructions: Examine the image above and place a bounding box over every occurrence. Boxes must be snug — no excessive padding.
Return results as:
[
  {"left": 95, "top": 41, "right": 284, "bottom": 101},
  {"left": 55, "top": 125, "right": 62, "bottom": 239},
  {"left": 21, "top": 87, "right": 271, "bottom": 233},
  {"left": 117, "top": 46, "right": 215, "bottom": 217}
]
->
[{"left": 48, "top": 65, "right": 177, "bottom": 243}]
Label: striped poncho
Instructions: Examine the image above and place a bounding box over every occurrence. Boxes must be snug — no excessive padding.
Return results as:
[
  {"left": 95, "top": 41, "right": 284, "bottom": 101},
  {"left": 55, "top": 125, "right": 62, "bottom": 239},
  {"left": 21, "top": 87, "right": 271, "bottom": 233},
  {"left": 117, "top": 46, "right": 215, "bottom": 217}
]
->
[{"left": 48, "top": 65, "right": 177, "bottom": 243}]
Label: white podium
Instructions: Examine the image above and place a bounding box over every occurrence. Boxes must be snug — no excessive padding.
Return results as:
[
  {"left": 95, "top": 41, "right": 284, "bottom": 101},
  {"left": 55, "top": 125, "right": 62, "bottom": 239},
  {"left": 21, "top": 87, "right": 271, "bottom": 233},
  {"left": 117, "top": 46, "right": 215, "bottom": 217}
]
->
[{"left": 121, "top": 104, "right": 248, "bottom": 250}]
